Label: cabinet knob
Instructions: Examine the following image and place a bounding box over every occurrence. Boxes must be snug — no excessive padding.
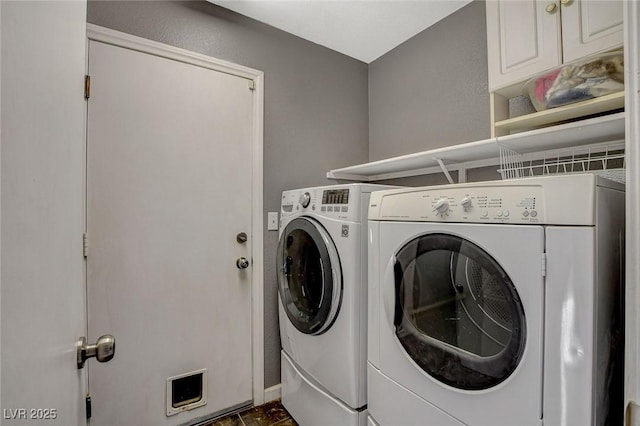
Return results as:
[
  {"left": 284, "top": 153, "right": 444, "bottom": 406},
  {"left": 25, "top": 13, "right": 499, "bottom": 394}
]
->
[
  {"left": 560, "top": 0, "right": 572, "bottom": 5},
  {"left": 545, "top": 2, "right": 557, "bottom": 13}
]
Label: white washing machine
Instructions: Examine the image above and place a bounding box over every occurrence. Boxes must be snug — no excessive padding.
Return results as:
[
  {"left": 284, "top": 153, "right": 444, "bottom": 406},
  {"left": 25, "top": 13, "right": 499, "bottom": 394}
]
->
[
  {"left": 367, "top": 174, "right": 625, "bottom": 426},
  {"left": 277, "top": 184, "right": 397, "bottom": 426}
]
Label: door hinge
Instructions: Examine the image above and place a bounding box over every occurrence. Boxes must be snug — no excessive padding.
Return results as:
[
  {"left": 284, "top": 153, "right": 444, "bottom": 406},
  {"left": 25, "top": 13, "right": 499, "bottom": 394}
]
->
[
  {"left": 83, "top": 233, "right": 89, "bottom": 258},
  {"left": 84, "top": 75, "right": 91, "bottom": 99},
  {"left": 541, "top": 253, "right": 547, "bottom": 277},
  {"left": 248, "top": 79, "right": 255, "bottom": 91},
  {"left": 85, "top": 394, "right": 92, "bottom": 419}
]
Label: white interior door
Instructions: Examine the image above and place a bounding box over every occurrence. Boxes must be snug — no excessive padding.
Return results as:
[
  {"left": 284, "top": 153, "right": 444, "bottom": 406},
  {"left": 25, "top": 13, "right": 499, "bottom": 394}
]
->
[
  {"left": 86, "top": 38, "right": 255, "bottom": 425},
  {"left": 1, "top": 2, "right": 87, "bottom": 424}
]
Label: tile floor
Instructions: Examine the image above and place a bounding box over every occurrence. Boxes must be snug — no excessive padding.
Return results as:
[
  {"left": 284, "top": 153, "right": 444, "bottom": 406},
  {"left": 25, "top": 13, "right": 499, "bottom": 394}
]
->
[{"left": 199, "top": 400, "right": 298, "bottom": 426}]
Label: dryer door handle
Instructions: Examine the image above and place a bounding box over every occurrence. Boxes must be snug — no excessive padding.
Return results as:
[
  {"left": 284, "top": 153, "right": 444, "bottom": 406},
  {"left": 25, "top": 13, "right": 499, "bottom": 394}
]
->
[{"left": 393, "top": 260, "right": 404, "bottom": 327}]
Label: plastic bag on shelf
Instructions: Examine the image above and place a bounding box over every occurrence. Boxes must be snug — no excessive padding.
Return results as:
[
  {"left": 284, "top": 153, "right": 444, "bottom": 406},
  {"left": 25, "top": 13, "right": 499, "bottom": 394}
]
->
[{"left": 523, "top": 50, "right": 624, "bottom": 111}]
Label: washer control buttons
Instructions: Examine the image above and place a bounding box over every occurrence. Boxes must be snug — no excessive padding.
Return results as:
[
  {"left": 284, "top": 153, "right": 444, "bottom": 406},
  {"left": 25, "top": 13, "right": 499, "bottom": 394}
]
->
[
  {"left": 522, "top": 210, "right": 530, "bottom": 217},
  {"left": 503, "top": 210, "right": 510, "bottom": 217},
  {"left": 530, "top": 210, "right": 538, "bottom": 218},
  {"left": 481, "top": 211, "right": 489, "bottom": 218},
  {"left": 496, "top": 211, "right": 503, "bottom": 217}
]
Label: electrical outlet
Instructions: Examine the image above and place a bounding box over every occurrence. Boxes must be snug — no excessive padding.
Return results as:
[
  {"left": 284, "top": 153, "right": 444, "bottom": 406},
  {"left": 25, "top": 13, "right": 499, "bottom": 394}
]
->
[{"left": 267, "top": 212, "right": 279, "bottom": 231}]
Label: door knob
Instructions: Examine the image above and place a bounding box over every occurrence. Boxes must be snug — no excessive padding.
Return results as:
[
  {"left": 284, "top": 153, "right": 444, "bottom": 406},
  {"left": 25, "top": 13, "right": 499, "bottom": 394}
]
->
[
  {"left": 77, "top": 335, "right": 116, "bottom": 369},
  {"left": 545, "top": 2, "right": 557, "bottom": 13},
  {"left": 560, "top": 0, "right": 572, "bottom": 5},
  {"left": 236, "top": 232, "right": 248, "bottom": 244},
  {"left": 236, "top": 257, "right": 250, "bottom": 269}
]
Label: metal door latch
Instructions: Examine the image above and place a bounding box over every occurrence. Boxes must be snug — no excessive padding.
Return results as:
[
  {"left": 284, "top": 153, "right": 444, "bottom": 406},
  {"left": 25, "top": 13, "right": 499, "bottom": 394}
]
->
[
  {"left": 236, "top": 257, "right": 250, "bottom": 269},
  {"left": 77, "top": 335, "right": 116, "bottom": 369}
]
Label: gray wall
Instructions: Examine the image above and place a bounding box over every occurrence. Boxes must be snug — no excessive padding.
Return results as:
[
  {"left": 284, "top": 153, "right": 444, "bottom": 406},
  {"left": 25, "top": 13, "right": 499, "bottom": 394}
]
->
[
  {"left": 87, "top": 0, "right": 369, "bottom": 388},
  {"left": 368, "top": 0, "right": 490, "bottom": 164}
]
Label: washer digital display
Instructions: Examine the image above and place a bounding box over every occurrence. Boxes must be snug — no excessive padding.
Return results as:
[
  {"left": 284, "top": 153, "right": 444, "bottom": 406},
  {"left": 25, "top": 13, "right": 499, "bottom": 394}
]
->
[{"left": 322, "top": 189, "right": 349, "bottom": 205}]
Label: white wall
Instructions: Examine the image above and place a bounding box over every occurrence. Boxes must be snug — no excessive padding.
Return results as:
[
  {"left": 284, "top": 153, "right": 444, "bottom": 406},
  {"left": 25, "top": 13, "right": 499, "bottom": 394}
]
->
[{"left": 1, "top": 1, "right": 87, "bottom": 424}]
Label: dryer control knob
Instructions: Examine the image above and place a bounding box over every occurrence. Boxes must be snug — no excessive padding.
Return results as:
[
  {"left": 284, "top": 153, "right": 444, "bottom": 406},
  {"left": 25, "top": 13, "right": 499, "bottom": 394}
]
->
[
  {"left": 299, "top": 192, "right": 311, "bottom": 208},
  {"left": 433, "top": 198, "right": 450, "bottom": 214},
  {"left": 460, "top": 197, "right": 472, "bottom": 210}
]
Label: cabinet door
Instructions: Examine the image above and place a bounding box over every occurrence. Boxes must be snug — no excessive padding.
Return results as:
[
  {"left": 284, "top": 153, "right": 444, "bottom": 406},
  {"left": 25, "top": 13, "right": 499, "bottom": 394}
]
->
[
  {"left": 486, "top": 0, "right": 562, "bottom": 95},
  {"left": 561, "top": 0, "right": 623, "bottom": 63}
]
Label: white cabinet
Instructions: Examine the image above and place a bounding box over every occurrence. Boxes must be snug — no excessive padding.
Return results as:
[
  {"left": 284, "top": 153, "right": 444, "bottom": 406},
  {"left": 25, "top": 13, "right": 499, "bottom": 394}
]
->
[
  {"left": 487, "top": 0, "right": 623, "bottom": 96},
  {"left": 486, "top": 0, "right": 561, "bottom": 95},
  {"left": 561, "top": 0, "right": 624, "bottom": 63}
]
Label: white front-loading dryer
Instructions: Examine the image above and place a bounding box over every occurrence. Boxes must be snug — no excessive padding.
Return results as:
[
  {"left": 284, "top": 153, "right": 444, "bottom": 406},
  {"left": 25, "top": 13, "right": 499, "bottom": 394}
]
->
[
  {"left": 371, "top": 221, "right": 544, "bottom": 426},
  {"left": 277, "top": 184, "right": 397, "bottom": 426},
  {"left": 367, "top": 174, "right": 625, "bottom": 426}
]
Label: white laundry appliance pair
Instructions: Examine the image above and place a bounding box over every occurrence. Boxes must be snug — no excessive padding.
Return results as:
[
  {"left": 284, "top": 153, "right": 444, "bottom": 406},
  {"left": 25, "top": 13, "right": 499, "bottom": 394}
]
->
[
  {"left": 277, "top": 184, "right": 397, "bottom": 426},
  {"left": 367, "top": 174, "right": 625, "bottom": 426}
]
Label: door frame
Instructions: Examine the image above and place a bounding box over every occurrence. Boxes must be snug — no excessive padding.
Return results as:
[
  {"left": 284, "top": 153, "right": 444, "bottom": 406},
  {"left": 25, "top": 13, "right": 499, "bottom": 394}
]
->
[
  {"left": 624, "top": 1, "right": 640, "bottom": 423},
  {"left": 85, "top": 24, "right": 266, "bottom": 406}
]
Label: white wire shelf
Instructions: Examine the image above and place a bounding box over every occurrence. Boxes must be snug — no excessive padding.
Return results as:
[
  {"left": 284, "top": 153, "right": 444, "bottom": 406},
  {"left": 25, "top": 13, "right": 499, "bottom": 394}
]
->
[
  {"left": 327, "top": 112, "right": 625, "bottom": 182},
  {"left": 498, "top": 142, "right": 626, "bottom": 183}
]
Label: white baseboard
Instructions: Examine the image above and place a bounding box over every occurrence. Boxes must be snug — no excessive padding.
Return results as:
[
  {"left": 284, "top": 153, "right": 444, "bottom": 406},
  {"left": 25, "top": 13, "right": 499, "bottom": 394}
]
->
[{"left": 264, "top": 384, "right": 282, "bottom": 403}]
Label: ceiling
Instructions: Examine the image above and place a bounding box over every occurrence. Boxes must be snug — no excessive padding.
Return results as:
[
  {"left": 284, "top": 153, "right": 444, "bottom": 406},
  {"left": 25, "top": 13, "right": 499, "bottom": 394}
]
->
[{"left": 208, "top": 0, "right": 472, "bottom": 63}]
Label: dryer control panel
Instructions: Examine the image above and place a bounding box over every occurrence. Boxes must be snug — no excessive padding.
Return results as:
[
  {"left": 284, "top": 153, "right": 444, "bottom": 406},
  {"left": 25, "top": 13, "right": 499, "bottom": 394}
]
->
[{"left": 372, "top": 186, "right": 546, "bottom": 224}]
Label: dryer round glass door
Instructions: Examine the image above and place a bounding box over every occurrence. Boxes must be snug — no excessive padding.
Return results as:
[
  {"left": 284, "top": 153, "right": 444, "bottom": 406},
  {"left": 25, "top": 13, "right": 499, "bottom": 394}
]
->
[
  {"left": 277, "top": 217, "right": 342, "bottom": 335},
  {"left": 393, "top": 233, "right": 526, "bottom": 390}
]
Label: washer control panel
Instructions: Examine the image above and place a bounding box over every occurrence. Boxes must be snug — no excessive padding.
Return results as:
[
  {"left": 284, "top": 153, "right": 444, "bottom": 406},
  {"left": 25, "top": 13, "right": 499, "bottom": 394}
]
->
[
  {"left": 281, "top": 187, "right": 359, "bottom": 221},
  {"left": 375, "top": 186, "right": 544, "bottom": 223}
]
